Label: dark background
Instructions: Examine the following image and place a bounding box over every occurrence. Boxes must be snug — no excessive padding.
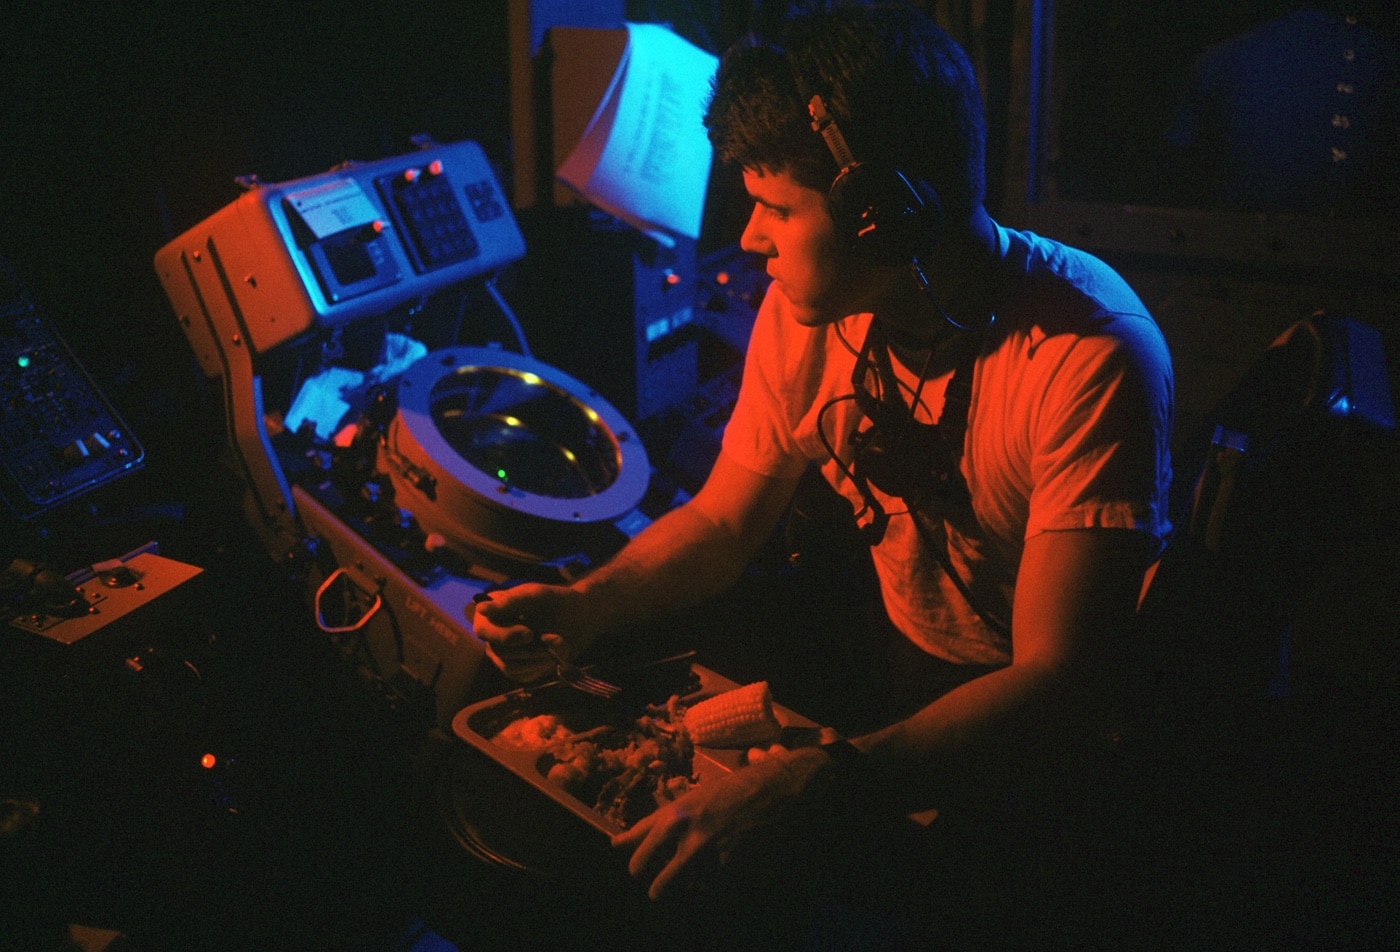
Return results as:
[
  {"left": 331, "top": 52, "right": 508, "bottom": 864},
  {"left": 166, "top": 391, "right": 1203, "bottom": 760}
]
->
[
  {"left": 1, "top": 1, "right": 515, "bottom": 506},
  {"left": 1, "top": 1, "right": 1397, "bottom": 949}
]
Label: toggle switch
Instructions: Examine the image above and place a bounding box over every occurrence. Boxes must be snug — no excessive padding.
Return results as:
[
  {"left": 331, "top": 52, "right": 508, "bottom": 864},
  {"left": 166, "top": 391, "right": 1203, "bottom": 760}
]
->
[{"left": 62, "top": 439, "right": 91, "bottom": 465}]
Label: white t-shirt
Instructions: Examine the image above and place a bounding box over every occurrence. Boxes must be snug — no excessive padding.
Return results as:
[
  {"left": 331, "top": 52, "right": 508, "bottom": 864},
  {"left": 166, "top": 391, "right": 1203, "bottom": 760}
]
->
[{"left": 721, "top": 226, "right": 1174, "bottom": 665}]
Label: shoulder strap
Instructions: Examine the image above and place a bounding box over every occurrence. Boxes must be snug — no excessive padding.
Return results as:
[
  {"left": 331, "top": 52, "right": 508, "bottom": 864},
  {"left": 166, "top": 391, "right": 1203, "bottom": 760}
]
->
[
  {"left": 936, "top": 331, "right": 980, "bottom": 447},
  {"left": 912, "top": 513, "right": 1011, "bottom": 639},
  {"left": 918, "top": 331, "right": 1012, "bottom": 639}
]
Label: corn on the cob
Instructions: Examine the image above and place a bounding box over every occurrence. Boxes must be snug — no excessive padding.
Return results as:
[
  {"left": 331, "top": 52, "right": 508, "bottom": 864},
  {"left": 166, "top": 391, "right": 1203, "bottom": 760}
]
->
[{"left": 683, "top": 681, "right": 782, "bottom": 748}]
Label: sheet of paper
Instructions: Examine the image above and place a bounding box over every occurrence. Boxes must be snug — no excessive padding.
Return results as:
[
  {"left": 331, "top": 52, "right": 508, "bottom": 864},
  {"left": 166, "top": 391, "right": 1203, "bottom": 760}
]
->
[
  {"left": 557, "top": 23, "right": 718, "bottom": 242},
  {"left": 284, "top": 179, "right": 380, "bottom": 239}
]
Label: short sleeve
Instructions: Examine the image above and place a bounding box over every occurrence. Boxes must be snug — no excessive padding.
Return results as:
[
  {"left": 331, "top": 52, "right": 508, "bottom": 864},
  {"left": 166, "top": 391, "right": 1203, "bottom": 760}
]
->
[{"left": 1024, "top": 313, "right": 1174, "bottom": 542}]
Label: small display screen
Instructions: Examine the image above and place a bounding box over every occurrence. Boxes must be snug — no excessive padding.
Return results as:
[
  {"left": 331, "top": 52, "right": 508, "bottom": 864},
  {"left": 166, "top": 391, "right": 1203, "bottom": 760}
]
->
[
  {"left": 323, "top": 231, "right": 377, "bottom": 286},
  {"left": 303, "top": 228, "right": 401, "bottom": 304}
]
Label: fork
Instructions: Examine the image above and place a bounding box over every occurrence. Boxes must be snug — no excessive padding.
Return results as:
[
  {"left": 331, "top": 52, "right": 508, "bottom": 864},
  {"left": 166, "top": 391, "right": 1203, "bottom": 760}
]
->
[
  {"left": 471, "top": 591, "right": 622, "bottom": 699},
  {"left": 538, "top": 638, "right": 623, "bottom": 699}
]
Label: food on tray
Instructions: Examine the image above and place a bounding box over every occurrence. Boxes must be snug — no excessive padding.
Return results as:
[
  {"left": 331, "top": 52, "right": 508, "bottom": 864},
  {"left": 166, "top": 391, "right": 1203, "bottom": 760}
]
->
[
  {"left": 491, "top": 712, "right": 570, "bottom": 751},
  {"left": 683, "top": 681, "right": 782, "bottom": 748},
  {"left": 490, "top": 696, "right": 696, "bottom": 829},
  {"left": 484, "top": 680, "right": 789, "bottom": 828},
  {"left": 486, "top": 682, "right": 786, "bottom": 829}
]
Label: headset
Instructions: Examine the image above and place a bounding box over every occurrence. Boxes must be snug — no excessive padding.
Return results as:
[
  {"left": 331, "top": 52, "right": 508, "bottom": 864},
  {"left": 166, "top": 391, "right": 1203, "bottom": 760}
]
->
[
  {"left": 807, "top": 94, "right": 943, "bottom": 268},
  {"left": 805, "top": 95, "right": 1009, "bottom": 636},
  {"left": 806, "top": 94, "right": 969, "bottom": 538},
  {"left": 808, "top": 94, "right": 994, "bottom": 334},
  {"left": 817, "top": 316, "right": 972, "bottom": 546}
]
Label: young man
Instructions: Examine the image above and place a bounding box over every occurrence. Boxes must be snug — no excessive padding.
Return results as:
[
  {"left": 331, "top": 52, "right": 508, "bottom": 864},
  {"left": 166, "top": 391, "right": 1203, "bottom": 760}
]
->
[{"left": 473, "top": 1, "right": 1173, "bottom": 910}]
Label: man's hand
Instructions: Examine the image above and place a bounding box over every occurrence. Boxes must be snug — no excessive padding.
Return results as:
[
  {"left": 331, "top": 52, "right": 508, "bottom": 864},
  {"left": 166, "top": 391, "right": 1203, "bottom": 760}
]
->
[
  {"left": 467, "top": 582, "right": 590, "bottom": 682},
  {"left": 611, "top": 745, "right": 829, "bottom": 900}
]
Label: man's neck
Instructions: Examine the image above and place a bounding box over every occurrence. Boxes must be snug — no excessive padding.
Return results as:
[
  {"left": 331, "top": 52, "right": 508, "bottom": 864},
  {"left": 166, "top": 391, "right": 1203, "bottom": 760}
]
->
[
  {"left": 873, "top": 206, "right": 1001, "bottom": 352},
  {"left": 929, "top": 206, "right": 1002, "bottom": 324},
  {"left": 884, "top": 318, "right": 973, "bottom": 377}
]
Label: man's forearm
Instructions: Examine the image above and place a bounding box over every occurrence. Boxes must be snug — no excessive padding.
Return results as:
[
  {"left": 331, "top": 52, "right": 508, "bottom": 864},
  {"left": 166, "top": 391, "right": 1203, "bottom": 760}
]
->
[
  {"left": 852, "top": 528, "right": 1149, "bottom": 817},
  {"left": 853, "top": 659, "right": 1077, "bottom": 814},
  {"left": 569, "top": 502, "right": 758, "bottom": 640}
]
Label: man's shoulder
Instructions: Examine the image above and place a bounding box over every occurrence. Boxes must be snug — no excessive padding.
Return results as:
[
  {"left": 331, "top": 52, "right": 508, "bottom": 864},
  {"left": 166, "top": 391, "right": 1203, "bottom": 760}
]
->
[
  {"left": 1004, "top": 227, "right": 1143, "bottom": 309},
  {"left": 998, "top": 227, "right": 1158, "bottom": 337}
]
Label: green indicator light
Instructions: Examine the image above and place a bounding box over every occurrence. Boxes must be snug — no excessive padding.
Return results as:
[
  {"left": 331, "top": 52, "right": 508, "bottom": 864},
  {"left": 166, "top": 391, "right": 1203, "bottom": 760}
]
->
[
  {"left": 496, "top": 469, "right": 507, "bottom": 481},
  {"left": 17, "top": 355, "right": 30, "bottom": 369}
]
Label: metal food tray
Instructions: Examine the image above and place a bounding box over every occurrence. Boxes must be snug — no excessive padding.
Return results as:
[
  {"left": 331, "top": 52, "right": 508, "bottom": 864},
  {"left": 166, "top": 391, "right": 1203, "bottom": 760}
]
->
[{"left": 450, "top": 655, "right": 820, "bottom": 837}]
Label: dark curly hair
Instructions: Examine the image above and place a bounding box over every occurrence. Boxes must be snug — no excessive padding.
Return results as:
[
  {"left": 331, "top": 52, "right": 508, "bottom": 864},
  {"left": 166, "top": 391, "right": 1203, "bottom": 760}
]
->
[{"left": 704, "top": 1, "right": 987, "bottom": 219}]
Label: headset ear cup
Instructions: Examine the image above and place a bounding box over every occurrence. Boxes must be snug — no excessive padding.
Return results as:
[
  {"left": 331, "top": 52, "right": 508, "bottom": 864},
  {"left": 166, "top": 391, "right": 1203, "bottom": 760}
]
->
[{"left": 829, "top": 164, "right": 943, "bottom": 267}]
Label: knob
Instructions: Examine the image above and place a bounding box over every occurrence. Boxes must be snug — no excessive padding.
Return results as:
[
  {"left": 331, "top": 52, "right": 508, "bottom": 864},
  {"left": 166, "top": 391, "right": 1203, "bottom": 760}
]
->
[{"left": 99, "top": 565, "right": 140, "bottom": 588}]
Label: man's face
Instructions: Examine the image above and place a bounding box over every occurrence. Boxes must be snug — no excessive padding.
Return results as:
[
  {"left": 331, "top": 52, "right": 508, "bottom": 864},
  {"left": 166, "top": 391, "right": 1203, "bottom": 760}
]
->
[{"left": 739, "top": 166, "right": 885, "bottom": 326}]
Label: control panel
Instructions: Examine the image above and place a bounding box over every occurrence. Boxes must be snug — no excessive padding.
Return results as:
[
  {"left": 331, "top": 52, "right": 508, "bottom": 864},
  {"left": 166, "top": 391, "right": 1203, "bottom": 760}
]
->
[
  {"left": 635, "top": 243, "right": 771, "bottom": 497},
  {"left": 8, "top": 545, "right": 203, "bottom": 646},
  {"left": 0, "top": 259, "right": 144, "bottom": 519},
  {"left": 155, "top": 139, "right": 526, "bottom": 374}
]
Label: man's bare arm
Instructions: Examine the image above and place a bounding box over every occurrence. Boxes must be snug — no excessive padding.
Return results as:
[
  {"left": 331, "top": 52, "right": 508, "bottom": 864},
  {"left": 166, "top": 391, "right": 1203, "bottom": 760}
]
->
[
  {"left": 571, "top": 452, "right": 804, "bottom": 637},
  {"left": 472, "top": 452, "right": 802, "bottom": 666},
  {"left": 852, "top": 527, "right": 1154, "bottom": 813}
]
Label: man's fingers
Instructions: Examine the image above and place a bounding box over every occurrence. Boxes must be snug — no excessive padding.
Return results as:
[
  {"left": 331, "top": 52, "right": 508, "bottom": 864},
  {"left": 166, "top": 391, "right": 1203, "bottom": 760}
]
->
[
  {"left": 648, "top": 833, "right": 718, "bottom": 901},
  {"left": 616, "top": 802, "right": 694, "bottom": 886},
  {"left": 471, "top": 597, "right": 536, "bottom": 646},
  {"left": 612, "top": 804, "right": 720, "bottom": 901},
  {"left": 481, "top": 634, "right": 556, "bottom": 682},
  {"left": 611, "top": 816, "right": 652, "bottom": 851},
  {"left": 496, "top": 622, "right": 538, "bottom": 647},
  {"left": 625, "top": 808, "right": 682, "bottom": 880},
  {"left": 648, "top": 845, "right": 695, "bottom": 900}
]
